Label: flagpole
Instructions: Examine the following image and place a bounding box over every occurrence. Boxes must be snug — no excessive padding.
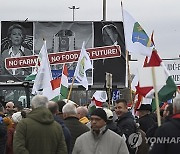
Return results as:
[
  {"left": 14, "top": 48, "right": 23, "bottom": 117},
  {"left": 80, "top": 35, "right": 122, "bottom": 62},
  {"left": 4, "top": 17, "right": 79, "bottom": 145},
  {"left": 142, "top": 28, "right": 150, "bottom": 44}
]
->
[
  {"left": 121, "top": 1, "right": 133, "bottom": 104},
  {"left": 67, "top": 76, "right": 75, "bottom": 101},
  {"left": 152, "top": 67, "right": 161, "bottom": 126}
]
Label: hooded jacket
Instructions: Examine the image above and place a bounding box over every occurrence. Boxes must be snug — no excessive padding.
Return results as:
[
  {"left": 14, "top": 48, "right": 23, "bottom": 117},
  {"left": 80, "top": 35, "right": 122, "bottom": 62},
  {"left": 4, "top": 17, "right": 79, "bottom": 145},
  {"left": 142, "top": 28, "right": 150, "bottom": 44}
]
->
[{"left": 13, "top": 107, "right": 67, "bottom": 154}]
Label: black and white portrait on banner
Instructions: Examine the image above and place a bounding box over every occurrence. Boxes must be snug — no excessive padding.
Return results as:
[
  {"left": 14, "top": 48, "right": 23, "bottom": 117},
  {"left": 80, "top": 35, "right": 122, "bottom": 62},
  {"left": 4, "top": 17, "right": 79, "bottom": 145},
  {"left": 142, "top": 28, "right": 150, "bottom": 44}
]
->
[
  {"left": 0, "top": 21, "right": 33, "bottom": 80},
  {"left": 93, "top": 22, "right": 126, "bottom": 87}
]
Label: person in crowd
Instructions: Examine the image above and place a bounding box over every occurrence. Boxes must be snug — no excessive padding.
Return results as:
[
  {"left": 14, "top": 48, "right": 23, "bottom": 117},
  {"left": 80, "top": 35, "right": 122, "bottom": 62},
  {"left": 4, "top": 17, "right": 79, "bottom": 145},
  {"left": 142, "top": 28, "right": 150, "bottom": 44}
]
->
[
  {"left": 163, "top": 103, "right": 173, "bottom": 121},
  {"left": 20, "top": 108, "right": 32, "bottom": 118},
  {"left": 72, "top": 108, "right": 129, "bottom": 154},
  {"left": 6, "top": 111, "right": 22, "bottom": 154},
  {"left": 13, "top": 101, "right": 23, "bottom": 112},
  {"left": 3, "top": 101, "right": 14, "bottom": 130},
  {"left": 62, "top": 102, "right": 89, "bottom": 152},
  {"left": 103, "top": 107, "right": 124, "bottom": 136},
  {"left": 149, "top": 94, "right": 180, "bottom": 154},
  {"left": 0, "top": 103, "right": 7, "bottom": 154},
  {"left": 77, "top": 106, "right": 89, "bottom": 124},
  {"left": 1, "top": 24, "right": 32, "bottom": 75},
  {"left": 5, "top": 101, "right": 14, "bottom": 117},
  {"left": 56, "top": 100, "right": 66, "bottom": 119},
  {"left": 13, "top": 95, "right": 67, "bottom": 154},
  {"left": 48, "top": 101, "right": 72, "bottom": 154},
  {"left": 115, "top": 98, "right": 137, "bottom": 154},
  {"left": 136, "top": 104, "right": 156, "bottom": 134}
]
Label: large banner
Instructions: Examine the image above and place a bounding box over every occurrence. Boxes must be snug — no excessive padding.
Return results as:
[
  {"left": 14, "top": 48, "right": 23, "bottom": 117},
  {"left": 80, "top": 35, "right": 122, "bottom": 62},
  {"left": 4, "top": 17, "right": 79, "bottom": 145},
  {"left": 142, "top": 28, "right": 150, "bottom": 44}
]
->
[
  {"left": 0, "top": 21, "right": 33, "bottom": 78},
  {"left": 0, "top": 21, "right": 126, "bottom": 87}
]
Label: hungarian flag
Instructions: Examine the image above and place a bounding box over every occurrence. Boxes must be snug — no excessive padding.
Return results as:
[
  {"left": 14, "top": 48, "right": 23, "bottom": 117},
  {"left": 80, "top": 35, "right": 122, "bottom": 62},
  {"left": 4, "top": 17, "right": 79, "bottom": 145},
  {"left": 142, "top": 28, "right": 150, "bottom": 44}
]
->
[
  {"left": 123, "top": 9, "right": 153, "bottom": 57},
  {"left": 51, "top": 64, "right": 69, "bottom": 101},
  {"left": 136, "top": 50, "right": 177, "bottom": 103}
]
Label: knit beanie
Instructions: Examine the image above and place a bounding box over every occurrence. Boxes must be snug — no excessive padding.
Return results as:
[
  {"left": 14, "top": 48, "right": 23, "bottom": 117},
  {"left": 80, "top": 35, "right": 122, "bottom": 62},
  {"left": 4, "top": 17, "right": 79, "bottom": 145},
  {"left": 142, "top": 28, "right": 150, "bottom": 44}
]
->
[{"left": 91, "top": 108, "right": 107, "bottom": 122}]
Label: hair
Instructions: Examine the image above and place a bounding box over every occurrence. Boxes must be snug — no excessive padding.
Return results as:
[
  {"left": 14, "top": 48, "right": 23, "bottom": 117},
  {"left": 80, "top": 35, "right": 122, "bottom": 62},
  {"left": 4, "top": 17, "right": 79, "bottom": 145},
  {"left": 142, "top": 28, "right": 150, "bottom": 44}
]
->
[
  {"left": 7, "top": 24, "right": 26, "bottom": 44},
  {"left": 62, "top": 103, "right": 77, "bottom": 115},
  {"left": 31, "top": 95, "right": 49, "bottom": 109},
  {"left": 48, "top": 101, "right": 59, "bottom": 114},
  {"left": 166, "top": 103, "right": 173, "bottom": 116},
  {"left": 77, "top": 106, "right": 88, "bottom": 117},
  {"left": 173, "top": 94, "right": 180, "bottom": 113},
  {"left": 102, "top": 24, "right": 118, "bottom": 35},
  {"left": 56, "top": 100, "right": 66, "bottom": 113},
  {"left": 115, "top": 98, "right": 127, "bottom": 106}
]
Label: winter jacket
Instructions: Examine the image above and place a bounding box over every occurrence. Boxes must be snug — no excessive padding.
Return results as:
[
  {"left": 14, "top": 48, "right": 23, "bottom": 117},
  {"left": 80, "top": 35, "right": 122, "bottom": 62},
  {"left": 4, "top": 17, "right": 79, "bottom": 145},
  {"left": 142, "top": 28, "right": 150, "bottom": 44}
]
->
[
  {"left": 0, "top": 116, "right": 7, "bottom": 154},
  {"left": 138, "top": 114, "right": 156, "bottom": 134},
  {"left": 116, "top": 112, "right": 137, "bottom": 154},
  {"left": 54, "top": 115, "right": 72, "bottom": 154},
  {"left": 72, "top": 128, "right": 129, "bottom": 154},
  {"left": 13, "top": 107, "right": 67, "bottom": 154},
  {"left": 64, "top": 116, "right": 90, "bottom": 152},
  {"left": 6, "top": 123, "right": 16, "bottom": 154},
  {"left": 116, "top": 112, "right": 137, "bottom": 138},
  {"left": 149, "top": 114, "right": 180, "bottom": 154}
]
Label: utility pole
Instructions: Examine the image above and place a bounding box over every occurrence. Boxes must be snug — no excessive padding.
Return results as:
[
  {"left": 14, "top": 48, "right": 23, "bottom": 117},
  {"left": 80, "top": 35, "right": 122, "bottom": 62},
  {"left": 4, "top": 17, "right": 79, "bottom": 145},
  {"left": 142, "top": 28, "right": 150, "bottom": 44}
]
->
[
  {"left": 103, "top": 0, "right": 106, "bottom": 21},
  {"left": 68, "top": 6, "right": 80, "bottom": 21}
]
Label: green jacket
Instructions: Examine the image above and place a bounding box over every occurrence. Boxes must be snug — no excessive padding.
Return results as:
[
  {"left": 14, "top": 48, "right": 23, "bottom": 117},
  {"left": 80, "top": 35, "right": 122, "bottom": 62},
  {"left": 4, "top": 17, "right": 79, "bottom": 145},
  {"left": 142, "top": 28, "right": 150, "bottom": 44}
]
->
[{"left": 13, "top": 107, "right": 67, "bottom": 154}]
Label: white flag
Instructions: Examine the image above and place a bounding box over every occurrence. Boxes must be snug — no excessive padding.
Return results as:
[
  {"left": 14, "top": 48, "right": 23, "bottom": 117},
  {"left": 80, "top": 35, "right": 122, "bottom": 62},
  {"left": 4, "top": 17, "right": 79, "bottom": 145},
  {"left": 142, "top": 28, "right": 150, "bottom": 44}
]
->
[
  {"left": 32, "top": 41, "right": 59, "bottom": 100},
  {"left": 123, "top": 9, "right": 153, "bottom": 57},
  {"left": 74, "top": 42, "right": 93, "bottom": 90}
]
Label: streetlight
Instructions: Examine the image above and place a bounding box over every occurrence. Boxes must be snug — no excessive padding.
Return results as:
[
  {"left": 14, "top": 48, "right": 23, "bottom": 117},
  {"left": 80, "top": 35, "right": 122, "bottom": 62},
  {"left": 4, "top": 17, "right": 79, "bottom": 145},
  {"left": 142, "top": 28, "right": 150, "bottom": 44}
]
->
[{"left": 68, "top": 6, "right": 80, "bottom": 21}]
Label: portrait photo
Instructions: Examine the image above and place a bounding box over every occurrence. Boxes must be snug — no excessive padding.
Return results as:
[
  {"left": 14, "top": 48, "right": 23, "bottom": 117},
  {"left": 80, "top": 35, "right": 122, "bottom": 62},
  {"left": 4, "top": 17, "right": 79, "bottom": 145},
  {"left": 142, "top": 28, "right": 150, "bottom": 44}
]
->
[
  {"left": 0, "top": 21, "right": 33, "bottom": 78},
  {"left": 93, "top": 22, "right": 126, "bottom": 87}
]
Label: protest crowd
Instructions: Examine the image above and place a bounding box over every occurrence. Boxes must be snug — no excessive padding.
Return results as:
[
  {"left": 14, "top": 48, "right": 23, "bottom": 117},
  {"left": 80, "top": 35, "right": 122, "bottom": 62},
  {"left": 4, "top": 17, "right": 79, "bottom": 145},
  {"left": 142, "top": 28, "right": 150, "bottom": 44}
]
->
[
  {"left": 0, "top": 91, "right": 180, "bottom": 154},
  {"left": 0, "top": 4, "right": 180, "bottom": 154}
]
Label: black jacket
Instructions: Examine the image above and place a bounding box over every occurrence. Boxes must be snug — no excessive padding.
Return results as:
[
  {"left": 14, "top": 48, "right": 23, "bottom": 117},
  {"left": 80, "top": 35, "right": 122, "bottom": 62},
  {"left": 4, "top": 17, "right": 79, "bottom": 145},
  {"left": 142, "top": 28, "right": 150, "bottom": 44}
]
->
[
  {"left": 116, "top": 112, "right": 137, "bottom": 154},
  {"left": 149, "top": 114, "right": 180, "bottom": 154},
  {"left": 116, "top": 112, "right": 137, "bottom": 138},
  {"left": 54, "top": 115, "right": 72, "bottom": 154},
  {"left": 64, "top": 117, "right": 90, "bottom": 152},
  {"left": 138, "top": 114, "right": 156, "bottom": 134}
]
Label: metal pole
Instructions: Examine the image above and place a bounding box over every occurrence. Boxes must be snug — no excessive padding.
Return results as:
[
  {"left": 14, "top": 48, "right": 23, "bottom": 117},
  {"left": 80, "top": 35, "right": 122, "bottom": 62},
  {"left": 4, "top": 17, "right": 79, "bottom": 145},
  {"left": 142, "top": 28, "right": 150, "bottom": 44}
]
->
[
  {"left": 68, "top": 6, "right": 80, "bottom": 21},
  {"left": 103, "top": 0, "right": 106, "bottom": 21}
]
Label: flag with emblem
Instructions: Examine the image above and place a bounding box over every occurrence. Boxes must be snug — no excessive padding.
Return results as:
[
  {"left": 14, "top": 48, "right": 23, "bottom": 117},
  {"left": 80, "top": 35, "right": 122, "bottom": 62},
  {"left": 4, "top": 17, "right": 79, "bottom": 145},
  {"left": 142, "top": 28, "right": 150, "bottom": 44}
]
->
[
  {"left": 74, "top": 42, "right": 93, "bottom": 90},
  {"left": 123, "top": 9, "right": 153, "bottom": 57}
]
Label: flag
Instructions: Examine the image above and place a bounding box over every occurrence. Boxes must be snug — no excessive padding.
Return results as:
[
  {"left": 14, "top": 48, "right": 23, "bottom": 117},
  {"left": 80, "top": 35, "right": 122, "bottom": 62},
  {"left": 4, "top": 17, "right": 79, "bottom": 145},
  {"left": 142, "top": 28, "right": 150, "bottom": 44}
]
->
[
  {"left": 136, "top": 50, "right": 177, "bottom": 103},
  {"left": 74, "top": 42, "right": 93, "bottom": 90},
  {"left": 32, "top": 41, "right": 59, "bottom": 100},
  {"left": 123, "top": 9, "right": 153, "bottom": 57},
  {"left": 51, "top": 64, "right": 69, "bottom": 101},
  {"left": 92, "top": 91, "right": 108, "bottom": 107}
]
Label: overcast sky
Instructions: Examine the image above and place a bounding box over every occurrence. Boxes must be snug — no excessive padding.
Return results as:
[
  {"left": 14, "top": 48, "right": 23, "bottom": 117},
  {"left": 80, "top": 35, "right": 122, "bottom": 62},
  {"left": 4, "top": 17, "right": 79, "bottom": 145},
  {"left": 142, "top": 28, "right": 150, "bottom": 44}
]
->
[{"left": 0, "top": 0, "right": 179, "bottom": 61}]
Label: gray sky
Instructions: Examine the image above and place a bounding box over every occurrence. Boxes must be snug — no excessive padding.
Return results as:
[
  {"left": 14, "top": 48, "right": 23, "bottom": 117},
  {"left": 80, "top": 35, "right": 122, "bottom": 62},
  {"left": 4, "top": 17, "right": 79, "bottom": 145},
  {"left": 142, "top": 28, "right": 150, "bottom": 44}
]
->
[{"left": 0, "top": 0, "right": 180, "bottom": 60}]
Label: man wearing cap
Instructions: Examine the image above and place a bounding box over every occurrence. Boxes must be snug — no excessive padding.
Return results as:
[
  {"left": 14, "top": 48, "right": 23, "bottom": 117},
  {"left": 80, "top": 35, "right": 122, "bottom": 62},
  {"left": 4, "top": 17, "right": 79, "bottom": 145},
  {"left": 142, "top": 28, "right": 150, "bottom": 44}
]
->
[
  {"left": 137, "top": 104, "right": 156, "bottom": 134},
  {"left": 72, "top": 108, "right": 129, "bottom": 154}
]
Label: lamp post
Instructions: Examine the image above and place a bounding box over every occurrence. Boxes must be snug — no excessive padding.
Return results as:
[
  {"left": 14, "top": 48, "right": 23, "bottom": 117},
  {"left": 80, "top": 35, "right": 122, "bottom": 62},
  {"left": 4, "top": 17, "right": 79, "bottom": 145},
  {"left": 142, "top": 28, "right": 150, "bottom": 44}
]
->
[{"left": 68, "top": 6, "right": 80, "bottom": 21}]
